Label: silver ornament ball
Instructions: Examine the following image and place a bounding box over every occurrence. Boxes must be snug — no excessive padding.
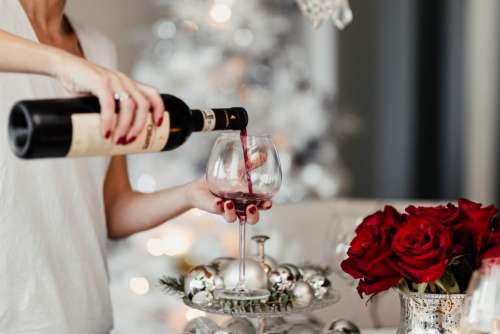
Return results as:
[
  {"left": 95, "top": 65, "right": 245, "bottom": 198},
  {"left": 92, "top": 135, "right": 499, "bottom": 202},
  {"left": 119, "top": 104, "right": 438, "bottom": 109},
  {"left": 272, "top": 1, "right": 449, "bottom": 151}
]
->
[
  {"left": 183, "top": 317, "right": 220, "bottom": 334},
  {"left": 268, "top": 267, "right": 295, "bottom": 292},
  {"left": 307, "top": 274, "right": 331, "bottom": 299},
  {"left": 291, "top": 281, "right": 314, "bottom": 308},
  {"left": 218, "top": 318, "right": 256, "bottom": 334},
  {"left": 323, "top": 319, "right": 360, "bottom": 334},
  {"left": 222, "top": 259, "right": 268, "bottom": 290},
  {"left": 301, "top": 268, "right": 320, "bottom": 281},
  {"left": 184, "top": 265, "right": 223, "bottom": 299},
  {"left": 210, "top": 257, "right": 235, "bottom": 274},
  {"left": 280, "top": 263, "right": 302, "bottom": 281},
  {"left": 192, "top": 290, "right": 214, "bottom": 306}
]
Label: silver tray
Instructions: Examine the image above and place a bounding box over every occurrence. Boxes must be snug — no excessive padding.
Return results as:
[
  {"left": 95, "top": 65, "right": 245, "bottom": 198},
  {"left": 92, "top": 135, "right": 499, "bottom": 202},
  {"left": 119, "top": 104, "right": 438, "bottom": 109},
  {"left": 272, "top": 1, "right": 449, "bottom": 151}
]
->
[{"left": 183, "top": 290, "right": 340, "bottom": 318}]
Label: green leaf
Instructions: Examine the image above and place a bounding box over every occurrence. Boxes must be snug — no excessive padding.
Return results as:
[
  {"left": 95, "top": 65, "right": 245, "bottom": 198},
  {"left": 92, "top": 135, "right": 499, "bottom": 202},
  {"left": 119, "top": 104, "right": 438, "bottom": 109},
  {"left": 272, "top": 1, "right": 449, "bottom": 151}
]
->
[
  {"left": 398, "top": 278, "right": 411, "bottom": 295},
  {"left": 432, "top": 268, "right": 461, "bottom": 294},
  {"left": 417, "top": 283, "right": 428, "bottom": 297},
  {"left": 434, "top": 279, "right": 448, "bottom": 293}
]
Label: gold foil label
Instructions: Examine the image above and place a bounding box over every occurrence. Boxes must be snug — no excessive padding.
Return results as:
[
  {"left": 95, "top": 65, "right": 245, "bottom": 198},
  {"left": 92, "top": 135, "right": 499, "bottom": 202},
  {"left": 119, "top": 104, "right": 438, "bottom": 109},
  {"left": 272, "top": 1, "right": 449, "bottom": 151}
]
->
[{"left": 67, "top": 111, "right": 170, "bottom": 157}]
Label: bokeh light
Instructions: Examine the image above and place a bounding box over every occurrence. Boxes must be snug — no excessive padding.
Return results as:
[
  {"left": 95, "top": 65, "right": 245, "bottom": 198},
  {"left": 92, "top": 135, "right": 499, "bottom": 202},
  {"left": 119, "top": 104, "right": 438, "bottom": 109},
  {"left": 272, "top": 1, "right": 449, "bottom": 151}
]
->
[
  {"left": 146, "top": 238, "right": 164, "bottom": 256},
  {"left": 129, "top": 277, "right": 150, "bottom": 295},
  {"left": 210, "top": 3, "right": 232, "bottom": 23}
]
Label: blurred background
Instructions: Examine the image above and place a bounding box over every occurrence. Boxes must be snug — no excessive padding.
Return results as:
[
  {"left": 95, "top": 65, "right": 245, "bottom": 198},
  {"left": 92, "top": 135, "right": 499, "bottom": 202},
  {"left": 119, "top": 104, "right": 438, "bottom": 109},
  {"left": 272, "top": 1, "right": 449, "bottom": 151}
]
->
[{"left": 66, "top": 0, "right": 500, "bottom": 332}]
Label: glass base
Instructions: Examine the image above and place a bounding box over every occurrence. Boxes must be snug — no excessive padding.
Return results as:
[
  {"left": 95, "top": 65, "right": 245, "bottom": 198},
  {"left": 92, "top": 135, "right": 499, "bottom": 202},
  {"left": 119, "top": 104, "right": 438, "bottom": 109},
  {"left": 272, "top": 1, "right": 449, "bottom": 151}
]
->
[{"left": 214, "top": 288, "right": 270, "bottom": 301}]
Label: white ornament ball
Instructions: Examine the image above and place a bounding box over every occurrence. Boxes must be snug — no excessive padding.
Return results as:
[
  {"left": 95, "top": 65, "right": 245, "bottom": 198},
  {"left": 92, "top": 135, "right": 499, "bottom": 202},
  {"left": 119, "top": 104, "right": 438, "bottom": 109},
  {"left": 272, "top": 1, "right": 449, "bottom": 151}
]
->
[
  {"left": 291, "top": 281, "right": 314, "bottom": 308},
  {"left": 192, "top": 290, "right": 214, "bottom": 306},
  {"left": 222, "top": 259, "right": 268, "bottom": 290}
]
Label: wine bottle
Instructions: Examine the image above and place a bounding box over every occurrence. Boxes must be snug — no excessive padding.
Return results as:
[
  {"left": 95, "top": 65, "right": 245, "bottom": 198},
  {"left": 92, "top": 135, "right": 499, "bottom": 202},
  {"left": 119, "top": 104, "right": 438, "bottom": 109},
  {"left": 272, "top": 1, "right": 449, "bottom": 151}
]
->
[{"left": 8, "top": 94, "right": 248, "bottom": 159}]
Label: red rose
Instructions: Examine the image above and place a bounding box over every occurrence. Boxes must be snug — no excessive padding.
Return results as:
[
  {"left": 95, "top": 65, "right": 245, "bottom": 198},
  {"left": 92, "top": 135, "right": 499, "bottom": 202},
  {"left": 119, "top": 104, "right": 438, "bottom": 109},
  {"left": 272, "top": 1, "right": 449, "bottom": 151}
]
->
[
  {"left": 405, "top": 203, "right": 459, "bottom": 226},
  {"left": 456, "top": 199, "right": 497, "bottom": 266},
  {"left": 391, "top": 215, "right": 452, "bottom": 283},
  {"left": 481, "top": 227, "right": 500, "bottom": 259},
  {"left": 341, "top": 206, "right": 402, "bottom": 297}
]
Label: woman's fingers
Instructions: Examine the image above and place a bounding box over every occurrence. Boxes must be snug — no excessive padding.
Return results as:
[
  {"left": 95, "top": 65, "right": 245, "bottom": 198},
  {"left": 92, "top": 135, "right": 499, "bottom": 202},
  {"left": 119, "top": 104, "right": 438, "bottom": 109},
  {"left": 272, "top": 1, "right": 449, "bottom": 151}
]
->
[
  {"left": 94, "top": 78, "right": 116, "bottom": 139},
  {"left": 118, "top": 75, "right": 150, "bottom": 144},
  {"left": 138, "top": 84, "right": 165, "bottom": 127},
  {"left": 246, "top": 205, "right": 259, "bottom": 224},
  {"left": 111, "top": 78, "right": 136, "bottom": 145},
  {"left": 261, "top": 200, "right": 272, "bottom": 210},
  {"left": 223, "top": 201, "right": 237, "bottom": 223}
]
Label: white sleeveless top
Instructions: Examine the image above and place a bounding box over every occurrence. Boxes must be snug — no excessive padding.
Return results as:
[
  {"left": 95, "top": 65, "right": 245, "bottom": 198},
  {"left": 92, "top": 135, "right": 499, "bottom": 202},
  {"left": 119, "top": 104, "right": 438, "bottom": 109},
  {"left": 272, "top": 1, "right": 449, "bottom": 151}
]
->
[{"left": 0, "top": 1, "right": 115, "bottom": 333}]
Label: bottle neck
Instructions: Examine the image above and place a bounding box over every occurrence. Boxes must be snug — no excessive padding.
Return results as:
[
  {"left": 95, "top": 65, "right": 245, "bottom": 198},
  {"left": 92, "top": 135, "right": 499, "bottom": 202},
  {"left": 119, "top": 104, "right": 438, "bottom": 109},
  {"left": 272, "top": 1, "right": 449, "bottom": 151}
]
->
[{"left": 191, "top": 108, "right": 248, "bottom": 132}]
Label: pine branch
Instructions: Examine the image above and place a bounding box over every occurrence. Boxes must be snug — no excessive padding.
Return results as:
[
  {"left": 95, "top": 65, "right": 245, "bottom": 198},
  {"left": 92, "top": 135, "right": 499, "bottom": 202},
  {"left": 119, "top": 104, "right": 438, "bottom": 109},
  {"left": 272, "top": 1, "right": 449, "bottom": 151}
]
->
[{"left": 159, "top": 276, "right": 185, "bottom": 297}]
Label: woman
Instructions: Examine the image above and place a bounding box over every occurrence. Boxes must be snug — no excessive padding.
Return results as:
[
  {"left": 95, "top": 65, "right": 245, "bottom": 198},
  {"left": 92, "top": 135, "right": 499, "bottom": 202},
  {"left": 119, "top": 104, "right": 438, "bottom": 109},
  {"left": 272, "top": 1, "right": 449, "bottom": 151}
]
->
[{"left": 0, "top": 0, "right": 270, "bottom": 332}]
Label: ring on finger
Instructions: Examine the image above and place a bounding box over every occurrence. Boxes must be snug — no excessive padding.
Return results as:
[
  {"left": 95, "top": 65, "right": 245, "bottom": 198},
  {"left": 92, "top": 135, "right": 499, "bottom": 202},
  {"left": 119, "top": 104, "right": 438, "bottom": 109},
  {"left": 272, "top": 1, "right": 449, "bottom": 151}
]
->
[{"left": 114, "top": 91, "right": 130, "bottom": 101}]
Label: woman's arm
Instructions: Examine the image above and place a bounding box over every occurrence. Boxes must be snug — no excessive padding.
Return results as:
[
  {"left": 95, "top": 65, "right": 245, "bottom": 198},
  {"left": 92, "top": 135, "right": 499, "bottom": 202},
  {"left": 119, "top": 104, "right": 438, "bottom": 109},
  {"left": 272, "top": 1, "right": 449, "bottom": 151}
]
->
[
  {"left": 104, "top": 157, "right": 270, "bottom": 239},
  {"left": 0, "top": 29, "right": 163, "bottom": 143}
]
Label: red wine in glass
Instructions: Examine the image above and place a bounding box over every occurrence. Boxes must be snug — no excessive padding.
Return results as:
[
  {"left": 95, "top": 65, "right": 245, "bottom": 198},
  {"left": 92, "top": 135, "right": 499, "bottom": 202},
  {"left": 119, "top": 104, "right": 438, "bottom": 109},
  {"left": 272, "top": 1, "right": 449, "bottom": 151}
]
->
[{"left": 217, "top": 191, "right": 271, "bottom": 217}]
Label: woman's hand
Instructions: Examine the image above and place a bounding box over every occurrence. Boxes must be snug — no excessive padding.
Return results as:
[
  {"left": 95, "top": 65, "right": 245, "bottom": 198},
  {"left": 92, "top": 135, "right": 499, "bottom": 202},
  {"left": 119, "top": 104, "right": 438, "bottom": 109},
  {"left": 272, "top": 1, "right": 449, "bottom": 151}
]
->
[
  {"left": 185, "top": 177, "right": 272, "bottom": 225},
  {"left": 53, "top": 52, "right": 164, "bottom": 144}
]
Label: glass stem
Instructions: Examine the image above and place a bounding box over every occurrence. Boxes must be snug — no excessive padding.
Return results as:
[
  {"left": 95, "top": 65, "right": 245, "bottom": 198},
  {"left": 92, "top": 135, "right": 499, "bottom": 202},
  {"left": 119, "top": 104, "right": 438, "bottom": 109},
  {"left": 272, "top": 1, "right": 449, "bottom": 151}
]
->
[{"left": 235, "top": 216, "right": 247, "bottom": 291}]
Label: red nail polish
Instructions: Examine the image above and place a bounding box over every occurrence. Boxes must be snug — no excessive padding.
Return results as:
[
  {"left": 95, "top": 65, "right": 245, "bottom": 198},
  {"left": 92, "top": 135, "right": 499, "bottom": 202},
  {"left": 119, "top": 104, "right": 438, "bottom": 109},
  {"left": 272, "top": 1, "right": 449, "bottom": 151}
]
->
[
  {"left": 116, "top": 136, "right": 126, "bottom": 145},
  {"left": 157, "top": 117, "right": 163, "bottom": 127},
  {"left": 249, "top": 206, "right": 257, "bottom": 214},
  {"left": 226, "top": 202, "right": 234, "bottom": 210},
  {"left": 105, "top": 130, "right": 111, "bottom": 139},
  {"left": 216, "top": 200, "right": 223, "bottom": 208},
  {"left": 127, "top": 136, "right": 137, "bottom": 144}
]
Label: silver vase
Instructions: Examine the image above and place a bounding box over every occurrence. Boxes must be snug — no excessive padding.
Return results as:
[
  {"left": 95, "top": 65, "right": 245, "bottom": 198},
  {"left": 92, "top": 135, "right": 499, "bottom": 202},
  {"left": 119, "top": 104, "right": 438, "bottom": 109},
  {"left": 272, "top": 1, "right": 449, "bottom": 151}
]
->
[{"left": 397, "top": 290, "right": 466, "bottom": 334}]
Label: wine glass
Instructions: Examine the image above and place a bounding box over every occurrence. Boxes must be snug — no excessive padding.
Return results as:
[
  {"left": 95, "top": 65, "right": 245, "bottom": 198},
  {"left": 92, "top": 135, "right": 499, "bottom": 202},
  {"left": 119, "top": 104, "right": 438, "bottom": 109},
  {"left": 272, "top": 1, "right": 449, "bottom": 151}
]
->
[
  {"left": 206, "top": 132, "right": 282, "bottom": 300},
  {"left": 459, "top": 257, "right": 500, "bottom": 334}
]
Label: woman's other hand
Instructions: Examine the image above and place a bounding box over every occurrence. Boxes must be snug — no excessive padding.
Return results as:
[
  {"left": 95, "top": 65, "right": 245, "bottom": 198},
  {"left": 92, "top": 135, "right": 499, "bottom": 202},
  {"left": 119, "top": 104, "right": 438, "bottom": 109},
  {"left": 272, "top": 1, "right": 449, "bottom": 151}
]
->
[
  {"left": 184, "top": 177, "right": 272, "bottom": 225},
  {"left": 53, "top": 52, "right": 164, "bottom": 144}
]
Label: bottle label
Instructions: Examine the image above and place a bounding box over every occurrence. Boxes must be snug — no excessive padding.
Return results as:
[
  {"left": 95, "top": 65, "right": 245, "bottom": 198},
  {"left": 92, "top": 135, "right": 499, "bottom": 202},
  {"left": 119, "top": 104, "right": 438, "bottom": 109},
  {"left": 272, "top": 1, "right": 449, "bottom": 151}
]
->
[
  {"left": 200, "top": 109, "right": 216, "bottom": 131},
  {"left": 67, "top": 111, "right": 170, "bottom": 157}
]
